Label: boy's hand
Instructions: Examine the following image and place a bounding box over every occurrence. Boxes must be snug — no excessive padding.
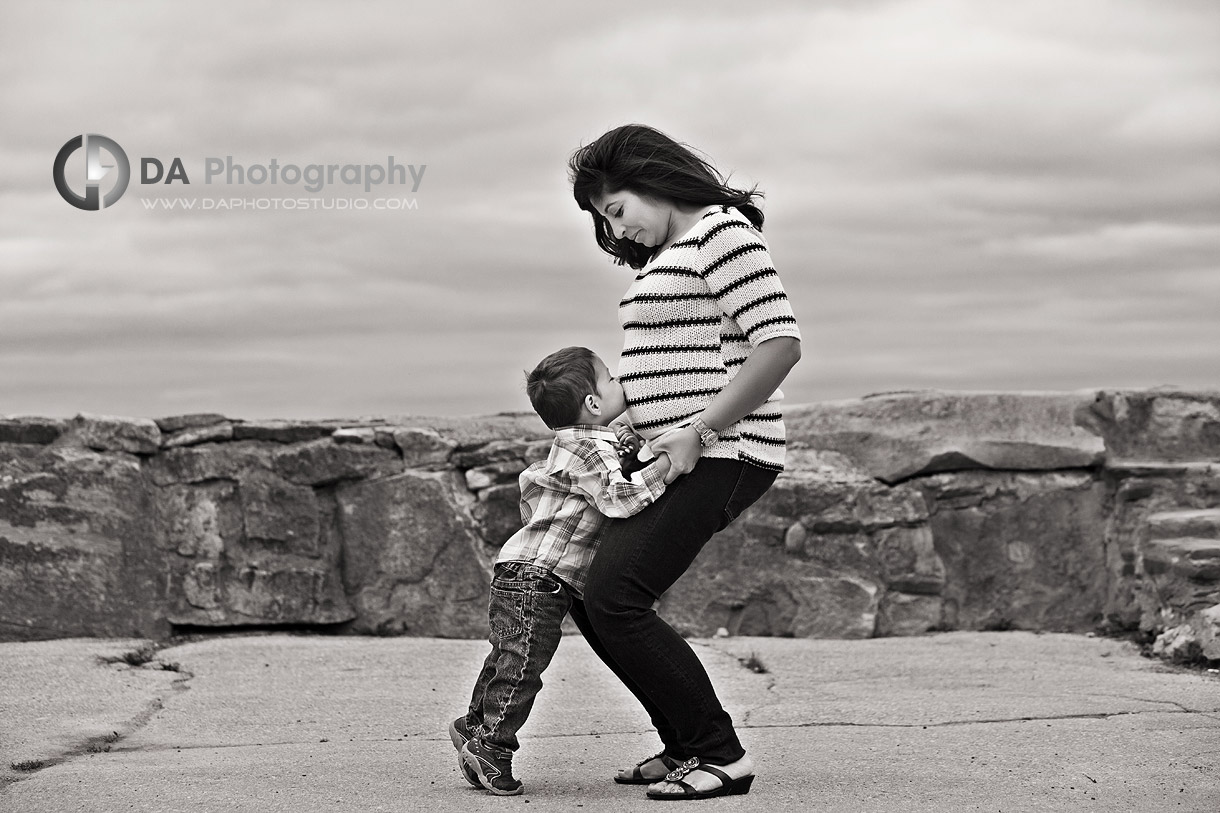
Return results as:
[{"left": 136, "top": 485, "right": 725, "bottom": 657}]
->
[{"left": 612, "top": 423, "right": 643, "bottom": 459}]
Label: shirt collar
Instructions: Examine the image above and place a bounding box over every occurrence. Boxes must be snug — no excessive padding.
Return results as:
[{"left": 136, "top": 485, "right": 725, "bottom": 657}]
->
[{"left": 554, "top": 424, "right": 617, "bottom": 441}]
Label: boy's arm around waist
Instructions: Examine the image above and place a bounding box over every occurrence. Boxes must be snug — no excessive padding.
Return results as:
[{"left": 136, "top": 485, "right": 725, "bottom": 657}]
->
[{"left": 570, "top": 441, "right": 668, "bottom": 519}]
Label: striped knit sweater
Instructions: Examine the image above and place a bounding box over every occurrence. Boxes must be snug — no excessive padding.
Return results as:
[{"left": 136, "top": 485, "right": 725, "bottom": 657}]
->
[{"left": 618, "top": 206, "right": 802, "bottom": 472}]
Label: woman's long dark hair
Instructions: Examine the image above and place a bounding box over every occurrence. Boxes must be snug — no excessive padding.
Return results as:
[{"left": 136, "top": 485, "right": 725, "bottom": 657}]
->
[{"left": 568, "top": 124, "right": 764, "bottom": 269}]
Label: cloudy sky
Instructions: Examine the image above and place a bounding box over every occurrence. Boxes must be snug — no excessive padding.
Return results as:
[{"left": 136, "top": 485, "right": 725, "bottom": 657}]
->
[{"left": 2, "top": 0, "right": 1217, "bottom": 419}]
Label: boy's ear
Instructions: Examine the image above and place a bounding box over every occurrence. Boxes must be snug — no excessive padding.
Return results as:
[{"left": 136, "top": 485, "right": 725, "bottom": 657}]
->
[{"left": 584, "top": 393, "right": 601, "bottom": 415}]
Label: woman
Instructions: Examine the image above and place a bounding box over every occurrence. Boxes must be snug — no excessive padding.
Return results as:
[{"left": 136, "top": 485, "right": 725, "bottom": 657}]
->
[{"left": 566, "top": 124, "right": 802, "bottom": 800}]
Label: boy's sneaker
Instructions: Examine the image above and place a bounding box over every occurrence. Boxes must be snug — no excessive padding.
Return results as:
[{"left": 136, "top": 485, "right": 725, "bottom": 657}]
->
[
  {"left": 448, "top": 718, "right": 481, "bottom": 788},
  {"left": 461, "top": 738, "right": 524, "bottom": 796}
]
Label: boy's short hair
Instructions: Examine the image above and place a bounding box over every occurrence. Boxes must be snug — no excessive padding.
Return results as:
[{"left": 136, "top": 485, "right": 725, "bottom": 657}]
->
[{"left": 526, "top": 346, "right": 599, "bottom": 429}]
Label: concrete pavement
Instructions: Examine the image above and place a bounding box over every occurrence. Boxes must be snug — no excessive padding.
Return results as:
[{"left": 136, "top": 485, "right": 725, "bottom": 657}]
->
[{"left": 2, "top": 631, "right": 1217, "bottom": 812}]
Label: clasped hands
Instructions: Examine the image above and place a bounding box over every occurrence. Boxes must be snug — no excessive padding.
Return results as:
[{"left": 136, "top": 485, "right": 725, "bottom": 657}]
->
[{"left": 614, "top": 422, "right": 703, "bottom": 485}]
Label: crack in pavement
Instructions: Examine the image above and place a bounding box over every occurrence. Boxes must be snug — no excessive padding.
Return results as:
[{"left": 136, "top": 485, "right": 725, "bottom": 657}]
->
[
  {"left": 107, "top": 703, "right": 1220, "bottom": 759},
  {"left": 692, "top": 641, "right": 1220, "bottom": 728},
  {"left": 732, "top": 706, "right": 1220, "bottom": 730},
  {"left": 49, "top": 700, "right": 1220, "bottom": 771},
  {"left": 1100, "top": 697, "right": 1220, "bottom": 724},
  {"left": 2, "top": 697, "right": 165, "bottom": 789},
  {"left": 1094, "top": 693, "right": 1213, "bottom": 715},
  {"left": 119, "top": 728, "right": 671, "bottom": 753},
  {"left": 2, "top": 656, "right": 195, "bottom": 789},
  {"left": 9, "top": 640, "right": 1214, "bottom": 789}
]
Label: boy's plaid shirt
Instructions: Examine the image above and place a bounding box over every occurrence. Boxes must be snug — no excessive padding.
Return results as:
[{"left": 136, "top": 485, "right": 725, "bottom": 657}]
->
[{"left": 496, "top": 424, "right": 667, "bottom": 597}]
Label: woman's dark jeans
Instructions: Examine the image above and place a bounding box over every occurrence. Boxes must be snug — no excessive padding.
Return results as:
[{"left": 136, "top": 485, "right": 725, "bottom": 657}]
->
[{"left": 569, "top": 457, "right": 778, "bottom": 765}]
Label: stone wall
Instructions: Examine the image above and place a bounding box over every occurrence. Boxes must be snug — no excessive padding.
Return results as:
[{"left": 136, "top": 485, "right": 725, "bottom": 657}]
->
[{"left": 2, "top": 389, "right": 1218, "bottom": 660}]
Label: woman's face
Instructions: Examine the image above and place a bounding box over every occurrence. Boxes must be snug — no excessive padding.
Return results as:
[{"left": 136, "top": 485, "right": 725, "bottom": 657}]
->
[{"left": 590, "top": 189, "right": 672, "bottom": 249}]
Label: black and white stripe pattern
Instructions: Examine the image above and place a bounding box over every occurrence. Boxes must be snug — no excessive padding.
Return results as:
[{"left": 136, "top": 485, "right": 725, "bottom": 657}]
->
[{"left": 617, "top": 207, "right": 801, "bottom": 471}]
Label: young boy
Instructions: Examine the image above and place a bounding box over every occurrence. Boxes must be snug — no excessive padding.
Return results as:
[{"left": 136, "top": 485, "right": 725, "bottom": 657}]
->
[{"left": 449, "top": 346, "right": 671, "bottom": 796}]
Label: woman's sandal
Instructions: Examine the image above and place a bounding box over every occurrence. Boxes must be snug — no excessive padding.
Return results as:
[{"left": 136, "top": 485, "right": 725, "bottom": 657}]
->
[
  {"left": 614, "top": 751, "right": 682, "bottom": 785},
  {"left": 644, "top": 757, "right": 755, "bottom": 801}
]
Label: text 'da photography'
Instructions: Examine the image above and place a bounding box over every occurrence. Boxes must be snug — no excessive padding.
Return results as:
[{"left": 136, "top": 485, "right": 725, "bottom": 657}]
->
[{"left": 53, "top": 132, "right": 426, "bottom": 214}]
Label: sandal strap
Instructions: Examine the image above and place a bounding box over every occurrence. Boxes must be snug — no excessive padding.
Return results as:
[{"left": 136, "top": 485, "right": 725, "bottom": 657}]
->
[
  {"left": 624, "top": 751, "right": 679, "bottom": 782},
  {"left": 648, "top": 760, "right": 754, "bottom": 800},
  {"left": 633, "top": 750, "right": 668, "bottom": 769},
  {"left": 663, "top": 758, "right": 736, "bottom": 788},
  {"left": 691, "top": 763, "right": 733, "bottom": 786},
  {"left": 664, "top": 757, "right": 701, "bottom": 783}
]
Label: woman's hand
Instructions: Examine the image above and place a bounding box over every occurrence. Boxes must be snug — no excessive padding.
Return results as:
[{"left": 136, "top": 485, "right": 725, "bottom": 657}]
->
[{"left": 648, "top": 426, "right": 703, "bottom": 483}]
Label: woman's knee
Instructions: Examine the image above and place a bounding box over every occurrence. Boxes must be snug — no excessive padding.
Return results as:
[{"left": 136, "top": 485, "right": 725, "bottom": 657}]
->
[
  {"left": 582, "top": 568, "right": 648, "bottom": 627},
  {"left": 580, "top": 569, "right": 619, "bottom": 622}
]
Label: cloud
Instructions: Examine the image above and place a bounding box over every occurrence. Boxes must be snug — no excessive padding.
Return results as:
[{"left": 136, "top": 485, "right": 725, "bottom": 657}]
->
[
  {"left": 985, "top": 222, "right": 1220, "bottom": 263},
  {"left": 1, "top": 0, "right": 1217, "bottom": 418}
]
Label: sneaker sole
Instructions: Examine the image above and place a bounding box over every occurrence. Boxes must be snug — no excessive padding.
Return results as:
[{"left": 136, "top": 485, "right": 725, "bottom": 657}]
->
[
  {"left": 461, "top": 747, "right": 524, "bottom": 796},
  {"left": 448, "top": 720, "right": 482, "bottom": 788}
]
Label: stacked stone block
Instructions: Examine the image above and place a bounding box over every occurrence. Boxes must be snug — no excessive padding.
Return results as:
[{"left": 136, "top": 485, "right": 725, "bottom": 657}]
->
[{"left": 1, "top": 388, "right": 1218, "bottom": 664}]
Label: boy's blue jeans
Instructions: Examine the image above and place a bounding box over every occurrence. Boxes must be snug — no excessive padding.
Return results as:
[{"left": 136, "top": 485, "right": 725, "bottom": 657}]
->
[{"left": 464, "top": 561, "right": 573, "bottom": 752}]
